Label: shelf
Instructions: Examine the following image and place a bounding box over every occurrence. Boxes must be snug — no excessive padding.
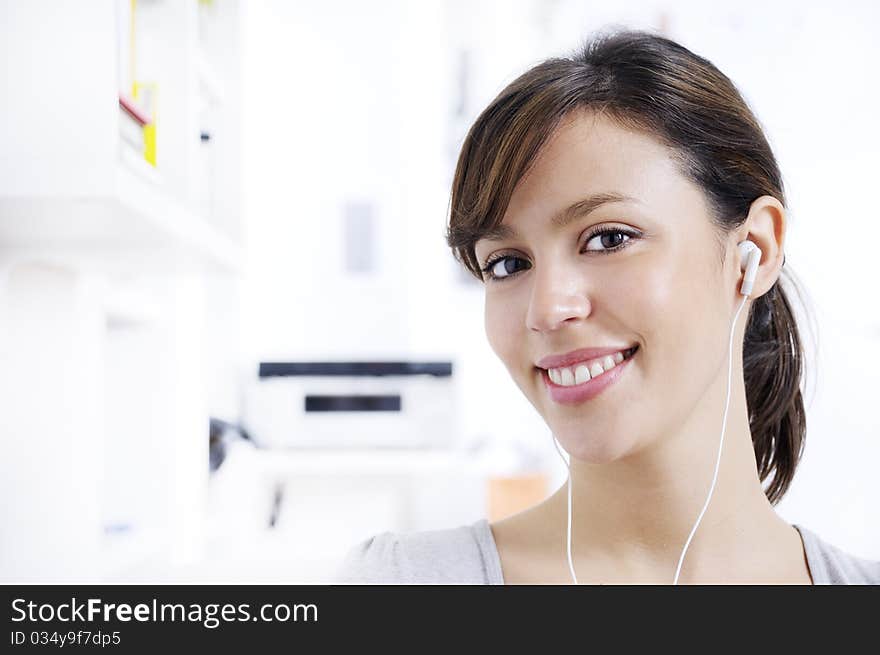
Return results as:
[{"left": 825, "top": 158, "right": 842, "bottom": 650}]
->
[{"left": 0, "top": 156, "right": 243, "bottom": 275}]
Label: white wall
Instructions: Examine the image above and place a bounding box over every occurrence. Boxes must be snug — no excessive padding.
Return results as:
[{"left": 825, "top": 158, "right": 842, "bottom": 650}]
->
[{"left": 241, "top": 0, "right": 411, "bottom": 362}]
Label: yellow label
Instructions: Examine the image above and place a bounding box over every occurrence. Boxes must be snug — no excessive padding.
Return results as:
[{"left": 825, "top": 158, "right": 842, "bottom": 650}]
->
[
  {"left": 143, "top": 123, "right": 157, "bottom": 167},
  {"left": 133, "top": 81, "right": 158, "bottom": 167}
]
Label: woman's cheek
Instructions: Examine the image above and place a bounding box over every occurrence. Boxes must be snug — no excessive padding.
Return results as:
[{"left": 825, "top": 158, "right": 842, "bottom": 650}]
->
[
  {"left": 613, "top": 264, "right": 673, "bottom": 332},
  {"left": 484, "top": 299, "right": 520, "bottom": 367}
]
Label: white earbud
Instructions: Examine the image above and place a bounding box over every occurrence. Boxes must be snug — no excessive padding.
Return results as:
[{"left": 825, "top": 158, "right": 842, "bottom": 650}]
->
[{"left": 737, "top": 240, "right": 761, "bottom": 297}]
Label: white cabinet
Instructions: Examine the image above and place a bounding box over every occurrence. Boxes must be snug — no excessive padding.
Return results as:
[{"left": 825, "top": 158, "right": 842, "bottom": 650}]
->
[{"left": 0, "top": 0, "right": 243, "bottom": 582}]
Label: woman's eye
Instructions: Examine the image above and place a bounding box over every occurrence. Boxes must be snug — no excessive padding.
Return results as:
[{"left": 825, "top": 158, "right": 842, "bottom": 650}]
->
[
  {"left": 584, "top": 229, "right": 631, "bottom": 251},
  {"left": 484, "top": 256, "right": 528, "bottom": 280}
]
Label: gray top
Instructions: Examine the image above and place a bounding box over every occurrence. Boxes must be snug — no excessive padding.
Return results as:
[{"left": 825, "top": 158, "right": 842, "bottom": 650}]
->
[{"left": 334, "top": 518, "right": 880, "bottom": 584}]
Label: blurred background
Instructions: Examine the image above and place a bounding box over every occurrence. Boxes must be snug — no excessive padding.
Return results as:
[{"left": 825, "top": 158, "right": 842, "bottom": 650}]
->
[{"left": 0, "top": 0, "right": 877, "bottom": 583}]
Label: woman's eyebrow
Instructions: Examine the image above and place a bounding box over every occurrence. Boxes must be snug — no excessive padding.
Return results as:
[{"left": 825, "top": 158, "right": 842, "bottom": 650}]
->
[{"left": 479, "top": 192, "right": 639, "bottom": 242}]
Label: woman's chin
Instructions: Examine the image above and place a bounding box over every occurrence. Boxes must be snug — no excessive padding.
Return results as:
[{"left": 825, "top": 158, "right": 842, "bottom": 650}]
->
[{"left": 558, "top": 435, "right": 636, "bottom": 466}]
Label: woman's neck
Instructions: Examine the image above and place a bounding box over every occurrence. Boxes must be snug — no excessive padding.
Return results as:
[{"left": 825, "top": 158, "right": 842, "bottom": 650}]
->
[{"left": 546, "top": 370, "right": 786, "bottom": 580}]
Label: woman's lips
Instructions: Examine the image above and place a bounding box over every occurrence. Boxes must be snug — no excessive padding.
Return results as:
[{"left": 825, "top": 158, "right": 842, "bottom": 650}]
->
[
  {"left": 536, "top": 345, "right": 637, "bottom": 370},
  {"left": 539, "top": 346, "right": 636, "bottom": 406}
]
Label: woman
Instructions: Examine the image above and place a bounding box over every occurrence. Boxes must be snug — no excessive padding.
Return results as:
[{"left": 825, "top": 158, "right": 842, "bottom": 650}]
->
[{"left": 335, "top": 29, "right": 879, "bottom": 584}]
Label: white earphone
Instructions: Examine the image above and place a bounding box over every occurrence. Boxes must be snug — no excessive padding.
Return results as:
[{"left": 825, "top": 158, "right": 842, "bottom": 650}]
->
[
  {"left": 738, "top": 239, "right": 761, "bottom": 297},
  {"left": 552, "top": 239, "right": 762, "bottom": 584}
]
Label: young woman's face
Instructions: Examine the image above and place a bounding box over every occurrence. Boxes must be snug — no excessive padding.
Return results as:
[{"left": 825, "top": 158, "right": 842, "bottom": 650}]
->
[{"left": 474, "top": 110, "right": 739, "bottom": 463}]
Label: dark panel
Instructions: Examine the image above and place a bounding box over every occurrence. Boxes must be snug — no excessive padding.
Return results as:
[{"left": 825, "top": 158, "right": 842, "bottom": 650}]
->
[
  {"left": 304, "top": 394, "right": 402, "bottom": 412},
  {"left": 259, "top": 362, "right": 452, "bottom": 378}
]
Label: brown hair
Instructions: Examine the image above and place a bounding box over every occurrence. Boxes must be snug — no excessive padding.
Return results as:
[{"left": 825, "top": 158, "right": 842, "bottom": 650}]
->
[{"left": 446, "top": 29, "right": 809, "bottom": 504}]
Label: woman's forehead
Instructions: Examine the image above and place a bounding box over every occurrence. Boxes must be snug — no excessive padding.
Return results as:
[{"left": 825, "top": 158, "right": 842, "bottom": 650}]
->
[
  {"left": 499, "top": 114, "right": 697, "bottom": 231},
  {"left": 520, "top": 114, "right": 675, "bottom": 197}
]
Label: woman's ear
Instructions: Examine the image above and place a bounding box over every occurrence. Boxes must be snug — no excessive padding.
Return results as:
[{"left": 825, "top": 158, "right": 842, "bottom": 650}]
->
[{"left": 739, "top": 195, "right": 786, "bottom": 298}]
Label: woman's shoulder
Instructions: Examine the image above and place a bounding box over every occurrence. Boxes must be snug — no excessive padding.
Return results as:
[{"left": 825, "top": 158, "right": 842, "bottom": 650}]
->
[
  {"left": 795, "top": 524, "right": 880, "bottom": 584},
  {"left": 333, "top": 518, "right": 504, "bottom": 584}
]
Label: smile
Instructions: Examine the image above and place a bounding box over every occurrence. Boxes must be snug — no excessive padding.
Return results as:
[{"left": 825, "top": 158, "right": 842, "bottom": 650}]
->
[
  {"left": 545, "top": 346, "right": 637, "bottom": 385},
  {"left": 540, "top": 345, "right": 638, "bottom": 405}
]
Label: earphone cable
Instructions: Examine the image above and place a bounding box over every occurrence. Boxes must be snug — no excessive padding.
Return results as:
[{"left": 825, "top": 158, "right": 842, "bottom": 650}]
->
[
  {"left": 672, "top": 293, "right": 750, "bottom": 584},
  {"left": 551, "top": 434, "right": 577, "bottom": 584}
]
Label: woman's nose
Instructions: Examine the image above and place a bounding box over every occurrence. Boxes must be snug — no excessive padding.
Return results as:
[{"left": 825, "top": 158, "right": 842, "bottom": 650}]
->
[{"left": 524, "top": 266, "right": 592, "bottom": 332}]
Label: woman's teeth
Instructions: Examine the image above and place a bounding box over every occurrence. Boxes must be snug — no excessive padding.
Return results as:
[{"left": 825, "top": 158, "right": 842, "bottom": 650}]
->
[{"left": 547, "top": 349, "right": 633, "bottom": 386}]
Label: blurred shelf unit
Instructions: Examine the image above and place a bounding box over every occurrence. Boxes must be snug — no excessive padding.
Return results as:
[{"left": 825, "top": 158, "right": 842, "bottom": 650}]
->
[{"left": 0, "top": 0, "right": 244, "bottom": 582}]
